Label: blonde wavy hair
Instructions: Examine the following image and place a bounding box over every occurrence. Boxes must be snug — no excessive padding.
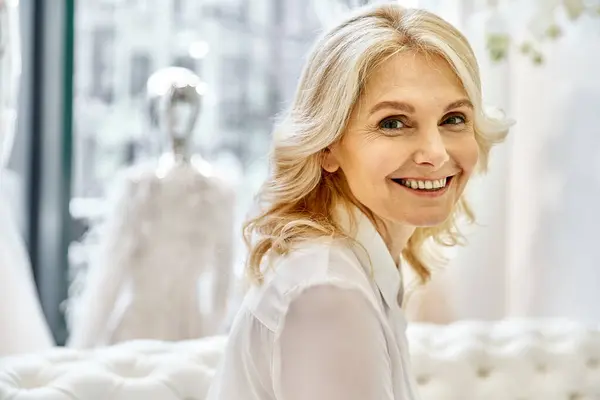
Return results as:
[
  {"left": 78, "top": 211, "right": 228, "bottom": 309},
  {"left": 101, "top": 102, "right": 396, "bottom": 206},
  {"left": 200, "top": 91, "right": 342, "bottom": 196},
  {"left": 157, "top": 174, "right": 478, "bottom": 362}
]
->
[{"left": 243, "top": 3, "right": 510, "bottom": 285}]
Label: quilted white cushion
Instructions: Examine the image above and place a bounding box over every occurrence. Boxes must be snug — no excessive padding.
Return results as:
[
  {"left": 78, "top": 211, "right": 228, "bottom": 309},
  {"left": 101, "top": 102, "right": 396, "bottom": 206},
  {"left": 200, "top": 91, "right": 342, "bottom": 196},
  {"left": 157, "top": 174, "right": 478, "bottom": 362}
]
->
[
  {"left": 1, "top": 320, "right": 599, "bottom": 400},
  {"left": 408, "top": 320, "right": 600, "bottom": 400}
]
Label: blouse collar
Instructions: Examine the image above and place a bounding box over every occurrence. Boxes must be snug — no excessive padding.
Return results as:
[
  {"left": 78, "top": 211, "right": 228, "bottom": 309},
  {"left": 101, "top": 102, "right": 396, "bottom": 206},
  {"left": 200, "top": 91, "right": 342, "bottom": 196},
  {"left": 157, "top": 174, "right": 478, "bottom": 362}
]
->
[{"left": 335, "top": 204, "right": 403, "bottom": 310}]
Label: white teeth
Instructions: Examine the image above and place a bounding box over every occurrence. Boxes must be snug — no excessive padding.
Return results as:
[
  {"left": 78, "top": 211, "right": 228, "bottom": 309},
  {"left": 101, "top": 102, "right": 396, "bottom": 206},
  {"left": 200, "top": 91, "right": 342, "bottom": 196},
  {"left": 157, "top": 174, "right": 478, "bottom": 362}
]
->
[{"left": 399, "top": 177, "right": 448, "bottom": 190}]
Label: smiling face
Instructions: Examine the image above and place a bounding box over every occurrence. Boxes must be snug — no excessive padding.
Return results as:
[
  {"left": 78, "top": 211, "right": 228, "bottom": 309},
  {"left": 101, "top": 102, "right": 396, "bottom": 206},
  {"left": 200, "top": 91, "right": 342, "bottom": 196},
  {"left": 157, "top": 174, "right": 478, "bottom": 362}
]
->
[{"left": 324, "top": 51, "right": 479, "bottom": 232}]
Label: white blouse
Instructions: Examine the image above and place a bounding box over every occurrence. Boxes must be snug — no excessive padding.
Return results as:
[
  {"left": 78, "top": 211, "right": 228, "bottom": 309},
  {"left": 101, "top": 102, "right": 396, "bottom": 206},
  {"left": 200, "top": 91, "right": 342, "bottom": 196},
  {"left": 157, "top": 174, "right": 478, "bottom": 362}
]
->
[{"left": 207, "top": 206, "right": 420, "bottom": 400}]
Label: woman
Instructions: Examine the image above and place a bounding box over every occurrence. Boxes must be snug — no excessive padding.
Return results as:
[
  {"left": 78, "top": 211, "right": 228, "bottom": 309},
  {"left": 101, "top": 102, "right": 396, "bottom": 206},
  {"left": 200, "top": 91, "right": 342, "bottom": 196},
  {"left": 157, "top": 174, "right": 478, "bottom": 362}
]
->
[{"left": 208, "top": 3, "right": 510, "bottom": 399}]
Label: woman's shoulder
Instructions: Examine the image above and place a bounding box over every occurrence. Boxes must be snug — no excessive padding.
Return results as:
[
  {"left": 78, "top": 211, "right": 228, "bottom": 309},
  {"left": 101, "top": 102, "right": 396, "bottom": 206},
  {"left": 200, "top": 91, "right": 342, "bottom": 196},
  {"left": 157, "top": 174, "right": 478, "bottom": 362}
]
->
[
  {"left": 243, "top": 236, "right": 376, "bottom": 330},
  {"left": 270, "top": 236, "right": 364, "bottom": 285}
]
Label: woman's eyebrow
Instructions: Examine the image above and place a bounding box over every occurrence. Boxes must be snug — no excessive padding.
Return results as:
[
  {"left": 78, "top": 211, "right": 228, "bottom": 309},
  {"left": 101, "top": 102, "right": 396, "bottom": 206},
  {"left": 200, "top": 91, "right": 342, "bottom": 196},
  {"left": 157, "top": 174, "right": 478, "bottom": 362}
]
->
[
  {"left": 368, "top": 98, "right": 473, "bottom": 116},
  {"left": 444, "top": 99, "right": 473, "bottom": 112},
  {"left": 369, "top": 101, "right": 415, "bottom": 115}
]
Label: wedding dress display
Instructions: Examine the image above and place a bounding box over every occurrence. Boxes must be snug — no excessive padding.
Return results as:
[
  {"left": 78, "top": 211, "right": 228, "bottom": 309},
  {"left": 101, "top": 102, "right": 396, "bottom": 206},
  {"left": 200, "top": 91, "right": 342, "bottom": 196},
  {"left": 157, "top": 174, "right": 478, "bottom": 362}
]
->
[
  {"left": 67, "top": 67, "right": 235, "bottom": 348},
  {"left": 0, "top": 0, "right": 54, "bottom": 356}
]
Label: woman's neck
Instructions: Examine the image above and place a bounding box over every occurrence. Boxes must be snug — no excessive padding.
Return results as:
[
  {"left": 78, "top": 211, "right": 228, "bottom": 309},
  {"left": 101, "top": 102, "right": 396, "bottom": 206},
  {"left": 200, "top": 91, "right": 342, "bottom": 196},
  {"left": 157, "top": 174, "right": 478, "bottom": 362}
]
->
[{"left": 376, "top": 219, "right": 415, "bottom": 267}]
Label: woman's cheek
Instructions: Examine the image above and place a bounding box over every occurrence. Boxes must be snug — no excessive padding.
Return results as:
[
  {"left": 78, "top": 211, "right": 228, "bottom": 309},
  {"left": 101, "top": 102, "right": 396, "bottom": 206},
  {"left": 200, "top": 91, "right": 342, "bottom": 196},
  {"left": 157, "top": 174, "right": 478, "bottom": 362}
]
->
[{"left": 453, "top": 136, "right": 480, "bottom": 174}]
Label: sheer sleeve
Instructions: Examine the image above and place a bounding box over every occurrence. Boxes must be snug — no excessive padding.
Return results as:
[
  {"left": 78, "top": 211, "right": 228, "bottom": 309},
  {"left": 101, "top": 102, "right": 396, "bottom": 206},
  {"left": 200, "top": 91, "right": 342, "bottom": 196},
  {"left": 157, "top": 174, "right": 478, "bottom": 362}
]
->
[
  {"left": 276, "top": 284, "right": 394, "bottom": 400},
  {"left": 211, "top": 190, "right": 235, "bottom": 331},
  {"left": 67, "top": 175, "right": 137, "bottom": 348}
]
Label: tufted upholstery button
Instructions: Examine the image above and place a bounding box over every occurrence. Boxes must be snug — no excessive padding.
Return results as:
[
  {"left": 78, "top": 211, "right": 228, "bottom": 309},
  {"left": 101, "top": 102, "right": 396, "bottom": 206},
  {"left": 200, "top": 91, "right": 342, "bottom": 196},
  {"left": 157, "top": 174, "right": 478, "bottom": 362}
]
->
[
  {"left": 569, "top": 393, "right": 583, "bottom": 400},
  {"left": 535, "top": 364, "right": 547, "bottom": 373},
  {"left": 476, "top": 366, "right": 491, "bottom": 378},
  {"left": 416, "top": 375, "right": 430, "bottom": 385},
  {"left": 587, "top": 358, "right": 598, "bottom": 368}
]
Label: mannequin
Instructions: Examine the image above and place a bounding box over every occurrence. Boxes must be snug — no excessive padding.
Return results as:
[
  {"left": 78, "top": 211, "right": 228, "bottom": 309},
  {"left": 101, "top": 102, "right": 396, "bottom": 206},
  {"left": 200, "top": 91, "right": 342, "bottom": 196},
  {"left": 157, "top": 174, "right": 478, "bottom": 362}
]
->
[
  {"left": 0, "top": 0, "right": 54, "bottom": 355},
  {"left": 67, "top": 67, "right": 235, "bottom": 348}
]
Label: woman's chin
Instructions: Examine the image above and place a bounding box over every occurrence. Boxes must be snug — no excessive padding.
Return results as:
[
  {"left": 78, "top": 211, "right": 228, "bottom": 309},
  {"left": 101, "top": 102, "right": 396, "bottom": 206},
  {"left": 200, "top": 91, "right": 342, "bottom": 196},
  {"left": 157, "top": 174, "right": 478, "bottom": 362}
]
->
[{"left": 393, "top": 209, "right": 453, "bottom": 228}]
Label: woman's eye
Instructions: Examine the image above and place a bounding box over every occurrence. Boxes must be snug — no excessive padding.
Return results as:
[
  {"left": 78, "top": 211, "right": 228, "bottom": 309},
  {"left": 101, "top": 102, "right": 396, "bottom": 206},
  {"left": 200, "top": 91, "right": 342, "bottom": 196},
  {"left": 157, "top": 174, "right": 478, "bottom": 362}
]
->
[
  {"left": 379, "top": 118, "right": 405, "bottom": 130},
  {"left": 443, "top": 115, "right": 466, "bottom": 125}
]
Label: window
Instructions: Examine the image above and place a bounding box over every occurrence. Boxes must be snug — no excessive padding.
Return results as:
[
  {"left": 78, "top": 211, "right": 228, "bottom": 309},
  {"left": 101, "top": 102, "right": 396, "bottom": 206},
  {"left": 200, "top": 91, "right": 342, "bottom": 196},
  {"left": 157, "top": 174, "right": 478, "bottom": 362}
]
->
[
  {"left": 90, "top": 27, "right": 115, "bottom": 102},
  {"left": 129, "top": 53, "right": 152, "bottom": 96}
]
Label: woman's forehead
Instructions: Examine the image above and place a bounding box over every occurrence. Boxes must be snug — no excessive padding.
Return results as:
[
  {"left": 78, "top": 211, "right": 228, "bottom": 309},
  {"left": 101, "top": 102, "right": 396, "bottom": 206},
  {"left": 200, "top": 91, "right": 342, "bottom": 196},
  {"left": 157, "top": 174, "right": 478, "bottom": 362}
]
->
[{"left": 359, "top": 51, "right": 466, "bottom": 107}]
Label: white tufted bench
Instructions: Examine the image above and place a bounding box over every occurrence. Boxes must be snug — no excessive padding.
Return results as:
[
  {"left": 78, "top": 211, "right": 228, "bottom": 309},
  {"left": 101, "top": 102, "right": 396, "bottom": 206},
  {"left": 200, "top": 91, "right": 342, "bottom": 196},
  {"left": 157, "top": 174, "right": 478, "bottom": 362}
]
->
[{"left": 1, "top": 320, "right": 599, "bottom": 400}]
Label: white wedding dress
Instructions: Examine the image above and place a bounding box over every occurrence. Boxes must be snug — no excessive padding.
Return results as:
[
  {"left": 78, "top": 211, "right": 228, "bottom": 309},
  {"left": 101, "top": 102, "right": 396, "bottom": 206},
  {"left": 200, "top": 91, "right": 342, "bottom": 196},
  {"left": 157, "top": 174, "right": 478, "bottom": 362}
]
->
[
  {"left": 0, "top": 181, "right": 54, "bottom": 355},
  {"left": 67, "top": 161, "right": 235, "bottom": 348},
  {"left": 0, "top": 0, "right": 54, "bottom": 356}
]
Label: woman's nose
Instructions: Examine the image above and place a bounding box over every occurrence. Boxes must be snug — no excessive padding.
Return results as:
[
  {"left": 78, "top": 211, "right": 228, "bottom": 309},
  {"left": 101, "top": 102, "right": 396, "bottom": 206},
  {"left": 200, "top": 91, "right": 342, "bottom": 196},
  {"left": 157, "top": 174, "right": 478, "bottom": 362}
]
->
[{"left": 412, "top": 127, "right": 449, "bottom": 168}]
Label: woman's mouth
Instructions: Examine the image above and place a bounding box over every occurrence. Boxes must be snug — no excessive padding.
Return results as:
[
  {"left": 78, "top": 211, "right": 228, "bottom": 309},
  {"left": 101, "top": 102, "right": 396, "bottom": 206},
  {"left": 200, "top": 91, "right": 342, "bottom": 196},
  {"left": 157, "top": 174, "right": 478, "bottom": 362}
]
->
[{"left": 390, "top": 175, "right": 455, "bottom": 195}]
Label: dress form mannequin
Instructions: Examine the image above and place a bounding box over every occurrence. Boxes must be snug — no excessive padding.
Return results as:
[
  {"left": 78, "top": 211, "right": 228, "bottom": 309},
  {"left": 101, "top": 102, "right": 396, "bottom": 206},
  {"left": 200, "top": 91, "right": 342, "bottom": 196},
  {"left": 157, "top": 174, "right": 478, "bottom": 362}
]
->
[
  {"left": 0, "top": 0, "right": 54, "bottom": 355},
  {"left": 67, "top": 67, "right": 235, "bottom": 348}
]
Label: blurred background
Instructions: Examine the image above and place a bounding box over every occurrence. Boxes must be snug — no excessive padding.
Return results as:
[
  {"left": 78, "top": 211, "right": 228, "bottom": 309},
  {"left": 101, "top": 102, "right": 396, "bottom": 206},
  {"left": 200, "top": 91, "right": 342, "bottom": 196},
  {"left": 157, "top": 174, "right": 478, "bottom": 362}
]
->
[{"left": 2, "top": 0, "right": 600, "bottom": 347}]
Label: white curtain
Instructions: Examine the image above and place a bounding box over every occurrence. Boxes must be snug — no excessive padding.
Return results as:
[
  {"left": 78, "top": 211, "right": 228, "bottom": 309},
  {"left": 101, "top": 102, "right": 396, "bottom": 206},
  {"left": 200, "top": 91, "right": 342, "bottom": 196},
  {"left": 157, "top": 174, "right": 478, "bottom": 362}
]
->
[{"left": 505, "top": 12, "right": 600, "bottom": 322}]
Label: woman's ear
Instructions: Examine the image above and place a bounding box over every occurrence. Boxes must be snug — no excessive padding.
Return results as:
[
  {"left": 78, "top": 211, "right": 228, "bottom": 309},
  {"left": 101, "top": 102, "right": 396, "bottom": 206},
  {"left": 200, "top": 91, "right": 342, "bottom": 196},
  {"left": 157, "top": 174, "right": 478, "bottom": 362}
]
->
[{"left": 322, "top": 147, "right": 340, "bottom": 173}]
